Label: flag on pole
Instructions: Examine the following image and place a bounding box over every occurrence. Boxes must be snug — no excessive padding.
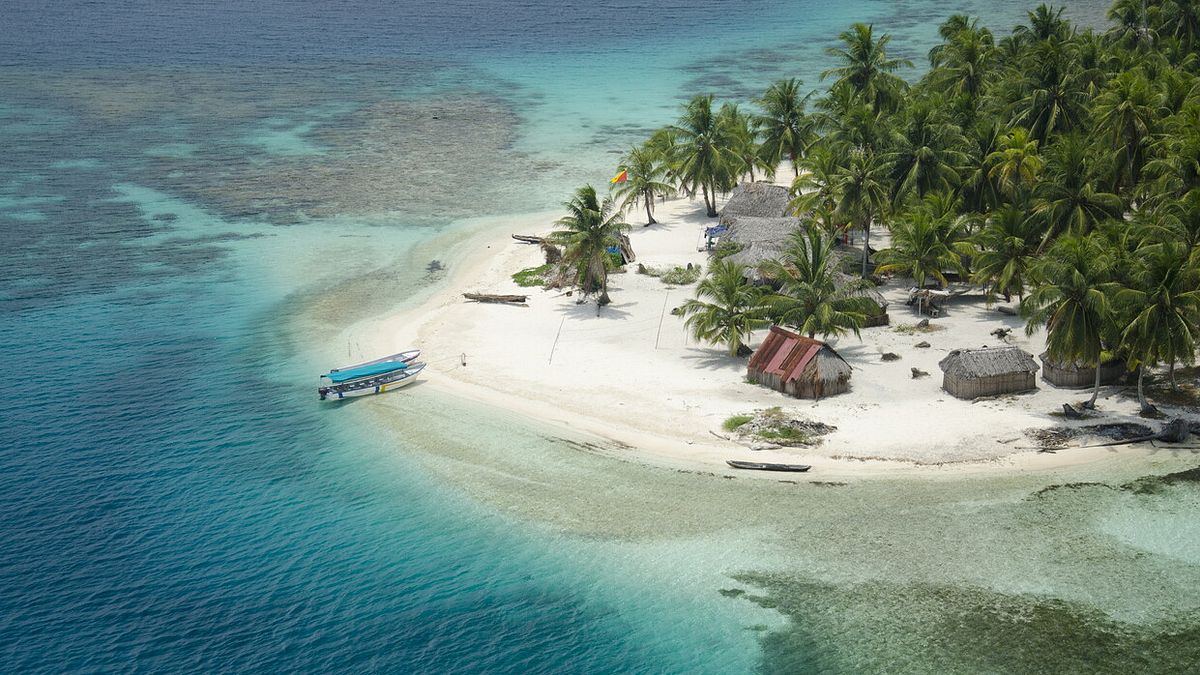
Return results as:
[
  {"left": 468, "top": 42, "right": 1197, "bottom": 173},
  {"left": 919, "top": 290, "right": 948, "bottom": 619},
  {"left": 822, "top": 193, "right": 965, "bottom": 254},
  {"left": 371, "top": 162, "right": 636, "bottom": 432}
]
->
[{"left": 610, "top": 169, "right": 628, "bottom": 184}]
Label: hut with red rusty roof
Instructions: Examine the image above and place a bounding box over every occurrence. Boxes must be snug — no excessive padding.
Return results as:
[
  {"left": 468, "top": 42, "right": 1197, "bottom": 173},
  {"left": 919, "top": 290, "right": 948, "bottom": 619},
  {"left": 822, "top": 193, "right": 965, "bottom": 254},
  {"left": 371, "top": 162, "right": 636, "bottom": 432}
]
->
[{"left": 747, "top": 326, "right": 852, "bottom": 399}]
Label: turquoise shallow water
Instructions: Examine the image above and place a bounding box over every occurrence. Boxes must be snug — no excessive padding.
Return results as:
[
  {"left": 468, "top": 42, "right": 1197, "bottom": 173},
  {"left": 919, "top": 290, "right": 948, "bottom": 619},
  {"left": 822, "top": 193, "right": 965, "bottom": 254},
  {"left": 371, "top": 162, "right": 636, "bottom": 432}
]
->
[{"left": 7, "top": 1, "right": 1199, "bottom": 672}]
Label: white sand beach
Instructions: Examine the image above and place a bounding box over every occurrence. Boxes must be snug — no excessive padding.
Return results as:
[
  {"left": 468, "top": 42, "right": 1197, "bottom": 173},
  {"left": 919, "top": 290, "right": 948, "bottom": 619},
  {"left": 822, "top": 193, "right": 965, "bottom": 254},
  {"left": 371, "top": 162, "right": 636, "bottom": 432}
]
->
[{"left": 346, "top": 185, "right": 1196, "bottom": 479}]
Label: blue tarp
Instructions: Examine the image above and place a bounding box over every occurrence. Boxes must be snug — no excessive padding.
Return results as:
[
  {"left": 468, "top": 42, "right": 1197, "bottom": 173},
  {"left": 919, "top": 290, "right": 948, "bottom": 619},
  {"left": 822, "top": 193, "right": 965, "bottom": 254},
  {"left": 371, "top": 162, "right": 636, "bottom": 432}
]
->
[{"left": 323, "top": 360, "right": 408, "bottom": 383}]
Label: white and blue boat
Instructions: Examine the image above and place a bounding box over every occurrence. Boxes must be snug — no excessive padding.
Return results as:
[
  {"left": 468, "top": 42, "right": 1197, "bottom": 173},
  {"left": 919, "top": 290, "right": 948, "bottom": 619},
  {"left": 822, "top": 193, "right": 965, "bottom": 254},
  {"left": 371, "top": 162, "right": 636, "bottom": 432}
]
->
[{"left": 318, "top": 350, "right": 425, "bottom": 400}]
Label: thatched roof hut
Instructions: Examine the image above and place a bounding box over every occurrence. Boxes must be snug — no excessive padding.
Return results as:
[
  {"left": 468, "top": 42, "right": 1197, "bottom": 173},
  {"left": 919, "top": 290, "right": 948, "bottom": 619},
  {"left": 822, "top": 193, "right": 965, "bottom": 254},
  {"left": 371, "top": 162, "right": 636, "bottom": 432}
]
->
[
  {"left": 1040, "top": 353, "right": 1126, "bottom": 388},
  {"left": 747, "top": 326, "right": 852, "bottom": 399},
  {"left": 939, "top": 346, "right": 1038, "bottom": 399},
  {"left": 720, "top": 183, "right": 792, "bottom": 225},
  {"left": 721, "top": 215, "right": 801, "bottom": 279}
]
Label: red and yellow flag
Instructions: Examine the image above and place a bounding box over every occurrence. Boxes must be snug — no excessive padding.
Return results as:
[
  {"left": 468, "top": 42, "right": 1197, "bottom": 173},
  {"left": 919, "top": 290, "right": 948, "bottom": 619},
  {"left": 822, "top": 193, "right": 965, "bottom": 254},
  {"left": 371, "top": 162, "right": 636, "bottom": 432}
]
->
[{"left": 610, "top": 169, "right": 628, "bottom": 184}]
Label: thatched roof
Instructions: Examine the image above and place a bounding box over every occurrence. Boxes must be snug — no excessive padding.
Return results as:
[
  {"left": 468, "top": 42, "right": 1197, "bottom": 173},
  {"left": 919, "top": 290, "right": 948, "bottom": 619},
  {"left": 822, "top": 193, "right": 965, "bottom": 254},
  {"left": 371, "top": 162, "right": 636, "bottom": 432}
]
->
[
  {"left": 720, "top": 183, "right": 792, "bottom": 224},
  {"left": 721, "top": 216, "right": 800, "bottom": 278},
  {"left": 939, "top": 346, "right": 1038, "bottom": 379},
  {"left": 1038, "top": 352, "right": 1122, "bottom": 372},
  {"left": 722, "top": 215, "right": 801, "bottom": 246},
  {"left": 835, "top": 272, "right": 889, "bottom": 310}
]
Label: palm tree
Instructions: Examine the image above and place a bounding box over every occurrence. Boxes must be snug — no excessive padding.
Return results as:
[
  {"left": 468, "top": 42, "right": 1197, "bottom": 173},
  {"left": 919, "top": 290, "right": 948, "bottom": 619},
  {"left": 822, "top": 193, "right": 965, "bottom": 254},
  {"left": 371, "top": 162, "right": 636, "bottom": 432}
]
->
[
  {"left": 1022, "top": 234, "right": 1115, "bottom": 407},
  {"left": 822, "top": 23, "right": 913, "bottom": 113},
  {"left": 789, "top": 145, "right": 843, "bottom": 220},
  {"left": 834, "top": 147, "right": 892, "bottom": 278},
  {"left": 875, "top": 208, "right": 967, "bottom": 291},
  {"left": 1145, "top": 106, "right": 1200, "bottom": 201},
  {"left": 679, "top": 259, "right": 769, "bottom": 356},
  {"left": 1108, "top": 0, "right": 1158, "bottom": 50},
  {"left": 987, "top": 127, "right": 1043, "bottom": 199},
  {"left": 550, "top": 185, "right": 631, "bottom": 306},
  {"left": 971, "top": 206, "right": 1042, "bottom": 301},
  {"left": 612, "top": 145, "right": 675, "bottom": 226},
  {"left": 1015, "top": 4, "right": 1072, "bottom": 43},
  {"left": 1008, "top": 39, "right": 1089, "bottom": 143},
  {"left": 960, "top": 121, "right": 1004, "bottom": 215},
  {"left": 1032, "top": 134, "right": 1123, "bottom": 243},
  {"left": 755, "top": 78, "right": 815, "bottom": 177},
  {"left": 668, "top": 94, "right": 740, "bottom": 217},
  {"left": 1162, "top": 0, "right": 1200, "bottom": 53},
  {"left": 1115, "top": 241, "right": 1200, "bottom": 408},
  {"left": 883, "top": 99, "right": 969, "bottom": 203},
  {"left": 719, "top": 102, "right": 770, "bottom": 182},
  {"left": 1092, "top": 70, "right": 1163, "bottom": 192},
  {"left": 758, "top": 225, "right": 875, "bottom": 339},
  {"left": 927, "top": 21, "right": 994, "bottom": 117}
]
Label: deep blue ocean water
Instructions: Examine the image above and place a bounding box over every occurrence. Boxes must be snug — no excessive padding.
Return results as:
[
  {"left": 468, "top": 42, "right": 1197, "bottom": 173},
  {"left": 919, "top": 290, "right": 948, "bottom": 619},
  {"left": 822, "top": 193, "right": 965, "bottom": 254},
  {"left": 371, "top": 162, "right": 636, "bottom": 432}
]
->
[{"left": 1, "top": 1, "right": 1121, "bottom": 672}]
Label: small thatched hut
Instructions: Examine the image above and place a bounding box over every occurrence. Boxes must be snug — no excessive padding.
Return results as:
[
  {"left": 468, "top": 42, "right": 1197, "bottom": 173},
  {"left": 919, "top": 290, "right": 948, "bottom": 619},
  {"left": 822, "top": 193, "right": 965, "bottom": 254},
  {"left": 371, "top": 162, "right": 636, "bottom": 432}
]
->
[
  {"left": 836, "top": 273, "right": 890, "bottom": 327},
  {"left": 720, "top": 183, "right": 792, "bottom": 225},
  {"left": 939, "top": 346, "right": 1039, "bottom": 399},
  {"left": 747, "top": 326, "right": 852, "bottom": 399},
  {"left": 1040, "top": 353, "right": 1126, "bottom": 388},
  {"left": 721, "top": 215, "right": 801, "bottom": 279}
]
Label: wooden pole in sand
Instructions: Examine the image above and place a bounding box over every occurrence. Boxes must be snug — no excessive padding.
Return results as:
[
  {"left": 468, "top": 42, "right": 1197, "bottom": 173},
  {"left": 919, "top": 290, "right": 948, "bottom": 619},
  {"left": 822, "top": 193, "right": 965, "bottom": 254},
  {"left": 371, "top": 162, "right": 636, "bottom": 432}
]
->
[
  {"left": 655, "top": 291, "right": 670, "bottom": 350},
  {"left": 548, "top": 316, "right": 566, "bottom": 365}
]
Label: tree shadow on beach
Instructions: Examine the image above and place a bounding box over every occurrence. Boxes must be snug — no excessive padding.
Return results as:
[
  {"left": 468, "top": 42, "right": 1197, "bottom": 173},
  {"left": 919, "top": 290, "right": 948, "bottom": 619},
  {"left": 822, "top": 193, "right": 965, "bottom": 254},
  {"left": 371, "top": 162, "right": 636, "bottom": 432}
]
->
[
  {"left": 553, "top": 299, "right": 634, "bottom": 321},
  {"left": 679, "top": 347, "right": 749, "bottom": 372}
]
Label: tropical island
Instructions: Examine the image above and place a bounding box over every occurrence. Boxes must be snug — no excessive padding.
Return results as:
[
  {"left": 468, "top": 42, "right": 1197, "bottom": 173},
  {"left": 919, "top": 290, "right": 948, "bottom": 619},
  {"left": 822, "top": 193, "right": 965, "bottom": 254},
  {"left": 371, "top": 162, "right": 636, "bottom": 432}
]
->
[{"left": 362, "top": 3, "right": 1200, "bottom": 475}]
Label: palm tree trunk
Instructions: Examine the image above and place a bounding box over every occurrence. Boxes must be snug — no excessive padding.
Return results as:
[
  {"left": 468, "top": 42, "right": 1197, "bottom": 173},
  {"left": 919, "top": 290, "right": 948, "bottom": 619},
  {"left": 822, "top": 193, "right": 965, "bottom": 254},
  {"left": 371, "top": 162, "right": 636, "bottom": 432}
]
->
[
  {"left": 644, "top": 197, "right": 656, "bottom": 226},
  {"left": 1087, "top": 346, "right": 1102, "bottom": 408},
  {"left": 598, "top": 266, "right": 611, "bottom": 306},
  {"left": 1136, "top": 366, "right": 1149, "bottom": 411},
  {"left": 792, "top": 152, "right": 799, "bottom": 177},
  {"left": 1169, "top": 360, "right": 1177, "bottom": 390},
  {"left": 702, "top": 184, "right": 718, "bottom": 218},
  {"left": 860, "top": 211, "right": 871, "bottom": 279}
]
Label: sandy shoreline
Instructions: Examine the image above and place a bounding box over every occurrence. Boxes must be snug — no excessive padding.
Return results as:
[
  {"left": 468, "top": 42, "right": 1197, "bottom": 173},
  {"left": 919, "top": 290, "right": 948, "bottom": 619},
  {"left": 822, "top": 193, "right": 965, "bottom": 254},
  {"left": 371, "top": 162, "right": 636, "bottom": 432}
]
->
[{"left": 342, "top": 188, "right": 1200, "bottom": 480}]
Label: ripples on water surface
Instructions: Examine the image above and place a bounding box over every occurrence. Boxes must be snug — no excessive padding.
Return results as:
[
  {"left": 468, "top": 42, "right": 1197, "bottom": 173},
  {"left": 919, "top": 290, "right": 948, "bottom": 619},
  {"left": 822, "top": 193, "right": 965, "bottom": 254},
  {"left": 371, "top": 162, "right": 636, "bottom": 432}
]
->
[{"left": 6, "top": 0, "right": 1198, "bottom": 673}]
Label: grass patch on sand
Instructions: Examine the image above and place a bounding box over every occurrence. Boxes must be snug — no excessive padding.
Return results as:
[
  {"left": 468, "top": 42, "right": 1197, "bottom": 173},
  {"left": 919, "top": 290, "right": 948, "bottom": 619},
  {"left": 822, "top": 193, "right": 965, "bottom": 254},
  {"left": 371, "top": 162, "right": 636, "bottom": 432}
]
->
[
  {"left": 512, "top": 264, "right": 551, "bottom": 288},
  {"left": 893, "top": 322, "right": 946, "bottom": 334},
  {"left": 723, "top": 414, "right": 754, "bottom": 432}
]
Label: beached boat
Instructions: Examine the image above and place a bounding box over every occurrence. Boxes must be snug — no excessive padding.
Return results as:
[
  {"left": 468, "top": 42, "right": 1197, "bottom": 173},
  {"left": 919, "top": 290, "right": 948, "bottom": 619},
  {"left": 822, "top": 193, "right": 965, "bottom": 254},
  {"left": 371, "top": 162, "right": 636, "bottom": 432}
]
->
[
  {"left": 328, "top": 350, "right": 420, "bottom": 373},
  {"left": 725, "top": 460, "right": 811, "bottom": 472},
  {"left": 319, "top": 357, "right": 426, "bottom": 400}
]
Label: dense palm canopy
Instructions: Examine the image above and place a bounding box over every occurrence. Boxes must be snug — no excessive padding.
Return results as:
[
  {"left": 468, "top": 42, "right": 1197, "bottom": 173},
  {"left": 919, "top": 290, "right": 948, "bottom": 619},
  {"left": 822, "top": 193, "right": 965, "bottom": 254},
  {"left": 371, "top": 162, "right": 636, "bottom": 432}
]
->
[
  {"left": 616, "top": 1, "right": 1200, "bottom": 404},
  {"left": 551, "top": 185, "right": 630, "bottom": 305},
  {"left": 1033, "top": 134, "right": 1124, "bottom": 242}
]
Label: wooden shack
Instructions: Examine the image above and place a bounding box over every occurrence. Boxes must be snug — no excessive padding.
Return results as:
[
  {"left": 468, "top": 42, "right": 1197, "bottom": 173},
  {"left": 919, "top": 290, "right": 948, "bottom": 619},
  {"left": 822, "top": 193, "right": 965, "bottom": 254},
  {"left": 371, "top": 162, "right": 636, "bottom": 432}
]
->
[
  {"left": 939, "top": 346, "right": 1039, "bottom": 399},
  {"left": 1040, "top": 353, "right": 1126, "bottom": 388},
  {"left": 747, "top": 326, "right": 852, "bottom": 399}
]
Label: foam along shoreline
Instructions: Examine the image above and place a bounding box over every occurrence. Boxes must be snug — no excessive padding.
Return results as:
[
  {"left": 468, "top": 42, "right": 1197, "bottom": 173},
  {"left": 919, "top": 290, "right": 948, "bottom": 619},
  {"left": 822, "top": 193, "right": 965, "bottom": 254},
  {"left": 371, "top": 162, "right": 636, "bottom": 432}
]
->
[{"left": 347, "top": 186, "right": 1199, "bottom": 479}]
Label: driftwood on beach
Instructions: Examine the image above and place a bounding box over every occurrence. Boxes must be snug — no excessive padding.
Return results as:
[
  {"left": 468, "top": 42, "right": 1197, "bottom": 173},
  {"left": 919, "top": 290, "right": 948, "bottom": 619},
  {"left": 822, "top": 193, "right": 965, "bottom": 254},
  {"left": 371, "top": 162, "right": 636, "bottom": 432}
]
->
[
  {"left": 464, "top": 292, "right": 528, "bottom": 304},
  {"left": 512, "top": 234, "right": 545, "bottom": 244}
]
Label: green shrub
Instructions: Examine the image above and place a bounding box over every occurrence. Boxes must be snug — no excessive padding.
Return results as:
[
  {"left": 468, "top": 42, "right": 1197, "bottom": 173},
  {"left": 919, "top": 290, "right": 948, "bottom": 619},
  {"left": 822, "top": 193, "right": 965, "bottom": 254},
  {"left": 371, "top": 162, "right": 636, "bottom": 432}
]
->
[
  {"left": 512, "top": 264, "right": 552, "bottom": 287},
  {"left": 712, "top": 241, "right": 744, "bottom": 260},
  {"left": 660, "top": 266, "right": 701, "bottom": 285},
  {"left": 606, "top": 251, "right": 625, "bottom": 270},
  {"left": 722, "top": 414, "right": 754, "bottom": 432}
]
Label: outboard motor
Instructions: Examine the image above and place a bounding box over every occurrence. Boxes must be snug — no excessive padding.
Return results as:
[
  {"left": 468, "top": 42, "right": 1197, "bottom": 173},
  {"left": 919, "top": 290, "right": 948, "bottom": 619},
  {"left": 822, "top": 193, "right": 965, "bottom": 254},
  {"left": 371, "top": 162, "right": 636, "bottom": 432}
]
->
[{"left": 318, "top": 387, "right": 329, "bottom": 401}]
